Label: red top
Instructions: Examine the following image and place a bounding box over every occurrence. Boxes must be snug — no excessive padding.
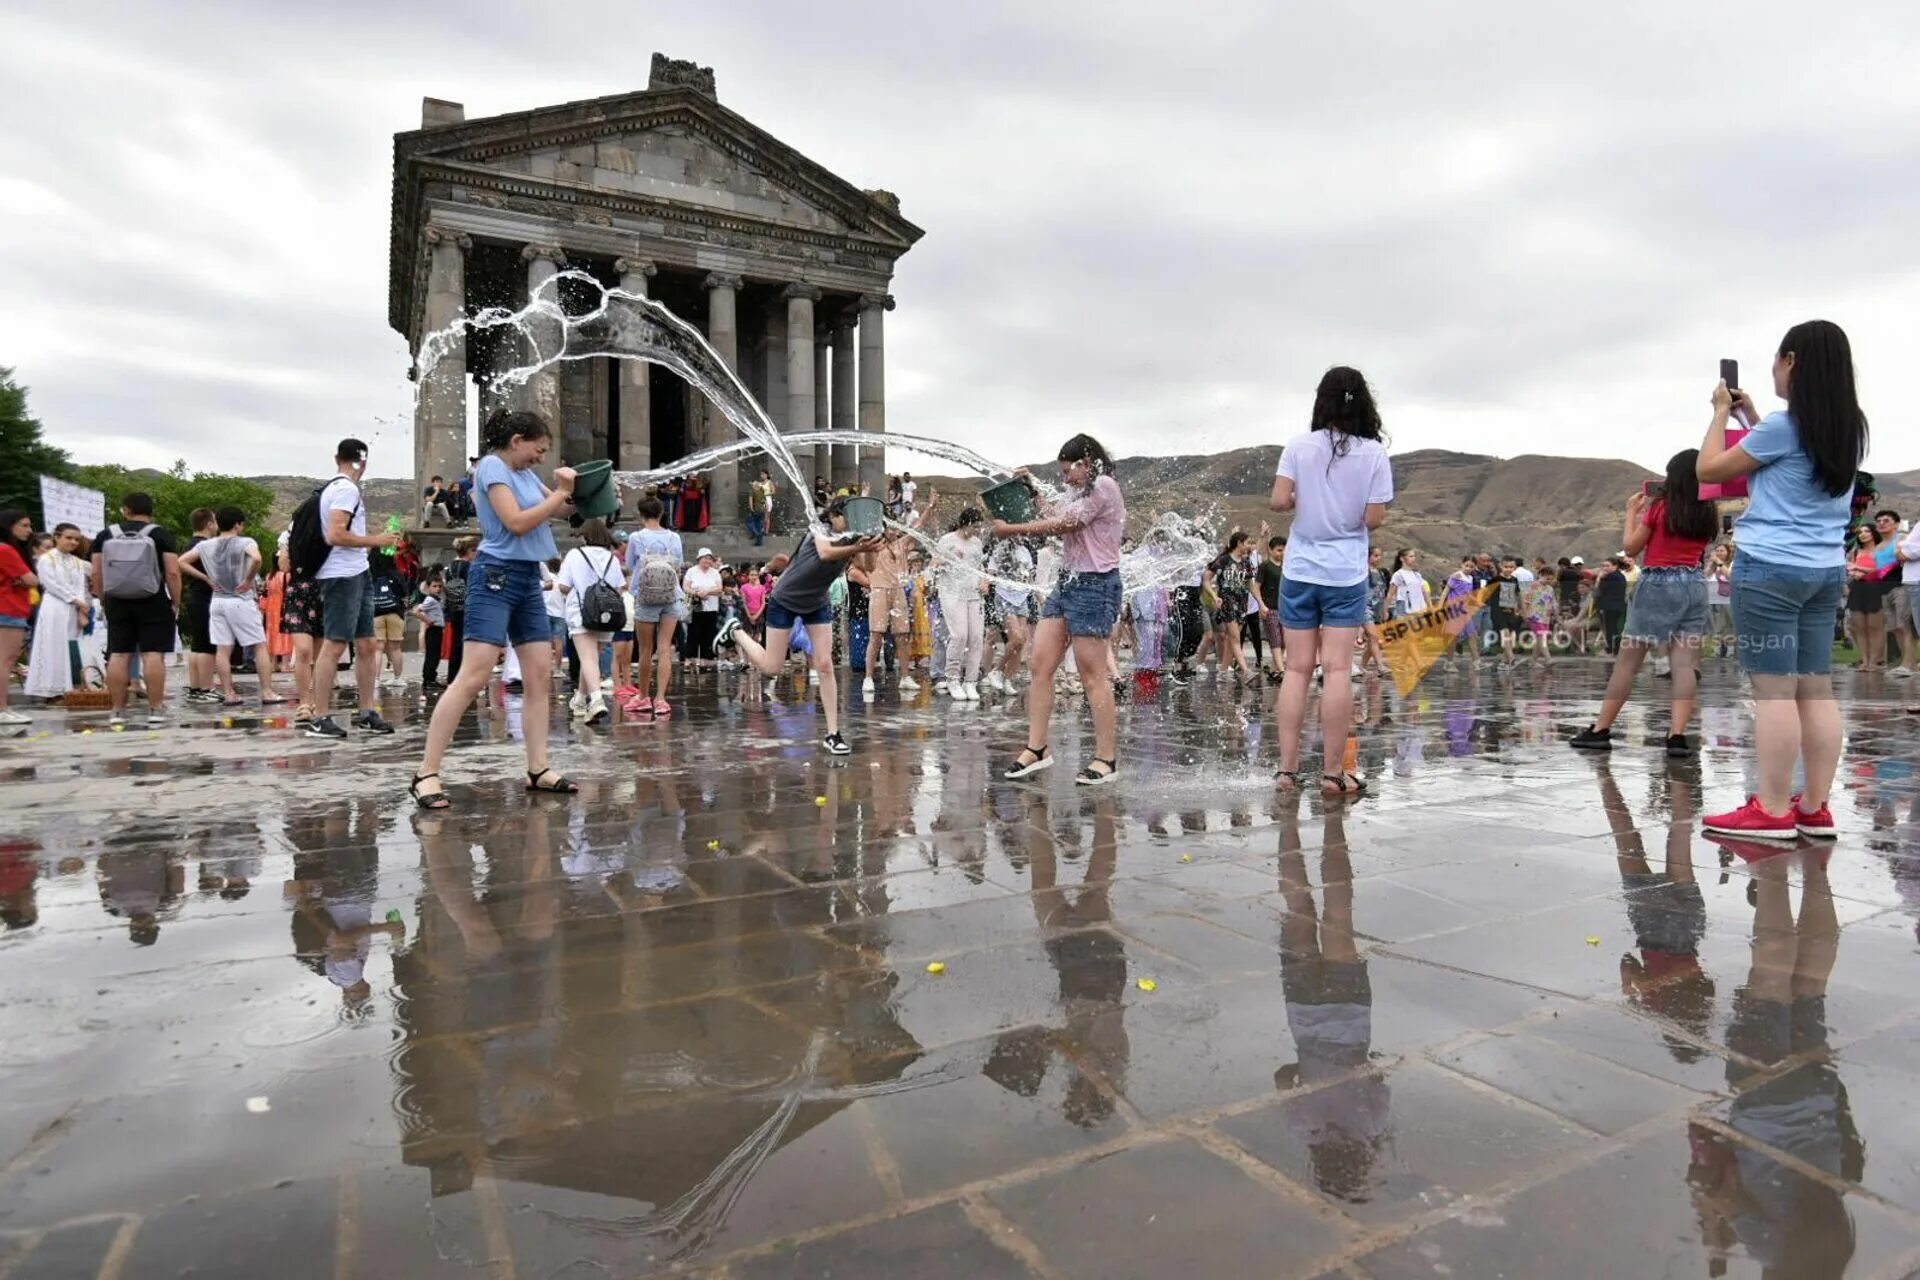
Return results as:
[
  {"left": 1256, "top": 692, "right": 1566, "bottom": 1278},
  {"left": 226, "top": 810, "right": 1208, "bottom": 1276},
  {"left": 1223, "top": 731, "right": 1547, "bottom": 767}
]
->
[
  {"left": 1641, "top": 501, "right": 1712, "bottom": 569},
  {"left": 0, "top": 545, "right": 31, "bottom": 619}
]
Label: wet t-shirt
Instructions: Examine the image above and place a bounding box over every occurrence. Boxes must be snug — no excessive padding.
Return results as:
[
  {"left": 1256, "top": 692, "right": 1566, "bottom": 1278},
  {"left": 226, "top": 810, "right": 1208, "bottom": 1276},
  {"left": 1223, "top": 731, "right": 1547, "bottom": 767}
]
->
[{"left": 771, "top": 535, "right": 843, "bottom": 614}]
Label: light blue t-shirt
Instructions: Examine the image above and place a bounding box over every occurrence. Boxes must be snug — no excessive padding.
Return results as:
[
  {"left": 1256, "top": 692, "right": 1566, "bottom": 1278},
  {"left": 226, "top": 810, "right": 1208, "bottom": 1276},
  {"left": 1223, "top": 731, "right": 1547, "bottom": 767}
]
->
[
  {"left": 1733, "top": 411, "right": 1851, "bottom": 569},
  {"left": 473, "top": 454, "right": 559, "bottom": 562}
]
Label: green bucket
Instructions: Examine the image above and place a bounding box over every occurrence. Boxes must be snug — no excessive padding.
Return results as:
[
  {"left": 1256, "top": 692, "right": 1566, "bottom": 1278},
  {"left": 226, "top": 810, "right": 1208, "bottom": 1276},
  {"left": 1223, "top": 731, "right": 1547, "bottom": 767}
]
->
[
  {"left": 840, "top": 496, "right": 885, "bottom": 535},
  {"left": 979, "top": 479, "right": 1037, "bottom": 524},
  {"left": 570, "top": 459, "right": 620, "bottom": 521}
]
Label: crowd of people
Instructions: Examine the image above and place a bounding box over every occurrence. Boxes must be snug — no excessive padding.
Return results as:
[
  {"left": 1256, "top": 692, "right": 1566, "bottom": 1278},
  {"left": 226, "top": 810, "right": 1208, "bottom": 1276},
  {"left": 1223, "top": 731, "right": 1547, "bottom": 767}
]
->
[{"left": 0, "top": 318, "right": 1889, "bottom": 848}]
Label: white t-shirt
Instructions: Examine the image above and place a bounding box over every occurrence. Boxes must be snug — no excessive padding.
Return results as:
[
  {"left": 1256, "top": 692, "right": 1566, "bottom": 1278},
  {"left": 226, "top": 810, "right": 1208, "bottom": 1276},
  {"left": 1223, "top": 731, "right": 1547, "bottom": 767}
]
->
[
  {"left": 541, "top": 565, "right": 566, "bottom": 618},
  {"left": 316, "top": 477, "right": 368, "bottom": 580},
  {"left": 900, "top": 480, "right": 917, "bottom": 508},
  {"left": 1513, "top": 566, "right": 1535, "bottom": 586},
  {"left": 1276, "top": 431, "right": 1394, "bottom": 587},
  {"left": 683, "top": 564, "right": 722, "bottom": 612},
  {"left": 933, "top": 531, "right": 986, "bottom": 605},
  {"left": 1389, "top": 567, "right": 1430, "bottom": 611},
  {"left": 1900, "top": 525, "right": 1920, "bottom": 586},
  {"left": 559, "top": 546, "right": 626, "bottom": 631}
]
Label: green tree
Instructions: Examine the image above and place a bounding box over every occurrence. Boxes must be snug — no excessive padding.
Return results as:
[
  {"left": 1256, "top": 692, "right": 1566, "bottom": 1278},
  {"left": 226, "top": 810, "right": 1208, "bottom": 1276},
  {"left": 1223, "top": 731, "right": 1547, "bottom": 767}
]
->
[
  {"left": 76, "top": 461, "right": 277, "bottom": 543},
  {"left": 0, "top": 368, "right": 77, "bottom": 525}
]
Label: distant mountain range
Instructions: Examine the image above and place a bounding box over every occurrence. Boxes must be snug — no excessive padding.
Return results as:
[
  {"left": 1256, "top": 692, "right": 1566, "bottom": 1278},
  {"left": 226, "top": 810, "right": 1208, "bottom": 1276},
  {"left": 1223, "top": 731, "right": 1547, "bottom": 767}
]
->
[{"left": 241, "top": 445, "right": 1920, "bottom": 565}]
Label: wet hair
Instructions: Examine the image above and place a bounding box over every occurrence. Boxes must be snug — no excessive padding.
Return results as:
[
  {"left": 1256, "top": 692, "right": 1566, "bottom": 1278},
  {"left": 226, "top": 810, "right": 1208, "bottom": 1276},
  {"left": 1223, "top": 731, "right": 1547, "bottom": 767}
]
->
[
  {"left": 189, "top": 507, "right": 215, "bottom": 531},
  {"left": 1658, "top": 450, "right": 1719, "bottom": 541},
  {"left": 479, "top": 408, "right": 551, "bottom": 453},
  {"left": 1226, "top": 529, "right": 1249, "bottom": 552},
  {"left": 215, "top": 506, "right": 246, "bottom": 532},
  {"left": 121, "top": 492, "right": 154, "bottom": 517},
  {"left": 336, "top": 438, "right": 368, "bottom": 465},
  {"left": 1056, "top": 433, "right": 1113, "bottom": 486},
  {"left": 578, "top": 518, "right": 616, "bottom": 549},
  {"left": 1778, "top": 320, "right": 1867, "bottom": 498},
  {"left": 1309, "top": 366, "right": 1384, "bottom": 447}
]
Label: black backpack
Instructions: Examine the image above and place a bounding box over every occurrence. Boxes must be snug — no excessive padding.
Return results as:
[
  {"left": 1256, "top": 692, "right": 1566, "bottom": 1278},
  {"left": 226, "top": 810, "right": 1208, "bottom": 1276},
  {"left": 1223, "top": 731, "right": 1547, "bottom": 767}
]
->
[
  {"left": 372, "top": 573, "right": 404, "bottom": 617},
  {"left": 288, "top": 477, "right": 358, "bottom": 580},
  {"left": 578, "top": 550, "right": 625, "bottom": 632},
  {"left": 442, "top": 564, "right": 469, "bottom": 612}
]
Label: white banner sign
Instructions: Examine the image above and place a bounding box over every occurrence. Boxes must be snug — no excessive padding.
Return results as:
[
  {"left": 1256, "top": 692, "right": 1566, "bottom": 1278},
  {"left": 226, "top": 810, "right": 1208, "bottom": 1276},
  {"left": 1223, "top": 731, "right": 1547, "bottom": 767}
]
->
[{"left": 39, "top": 476, "right": 106, "bottom": 536}]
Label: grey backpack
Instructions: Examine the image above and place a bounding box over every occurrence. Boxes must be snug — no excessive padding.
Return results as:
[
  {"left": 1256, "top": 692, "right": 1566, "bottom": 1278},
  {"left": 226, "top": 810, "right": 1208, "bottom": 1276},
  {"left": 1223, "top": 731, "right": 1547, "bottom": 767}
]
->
[{"left": 100, "top": 523, "right": 164, "bottom": 600}]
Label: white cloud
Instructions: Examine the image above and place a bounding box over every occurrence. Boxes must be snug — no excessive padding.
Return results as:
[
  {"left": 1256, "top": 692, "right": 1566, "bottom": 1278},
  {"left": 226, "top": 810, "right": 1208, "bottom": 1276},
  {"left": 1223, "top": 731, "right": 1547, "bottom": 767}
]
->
[{"left": 2, "top": 0, "right": 1917, "bottom": 482}]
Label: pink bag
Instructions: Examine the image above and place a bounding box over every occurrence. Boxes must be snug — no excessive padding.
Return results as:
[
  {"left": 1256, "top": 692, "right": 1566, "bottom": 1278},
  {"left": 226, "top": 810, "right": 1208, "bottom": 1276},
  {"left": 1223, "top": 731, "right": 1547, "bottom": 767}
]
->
[{"left": 1699, "top": 425, "right": 1750, "bottom": 501}]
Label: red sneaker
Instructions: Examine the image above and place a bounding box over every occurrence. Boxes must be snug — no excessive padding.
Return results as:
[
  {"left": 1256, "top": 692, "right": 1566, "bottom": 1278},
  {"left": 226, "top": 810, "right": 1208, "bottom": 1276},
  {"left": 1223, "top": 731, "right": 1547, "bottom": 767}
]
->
[
  {"left": 1705, "top": 834, "right": 1793, "bottom": 864},
  {"left": 1790, "top": 795, "right": 1837, "bottom": 839},
  {"left": 1702, "top": 796, "right": 1798, "bottom": 841}
]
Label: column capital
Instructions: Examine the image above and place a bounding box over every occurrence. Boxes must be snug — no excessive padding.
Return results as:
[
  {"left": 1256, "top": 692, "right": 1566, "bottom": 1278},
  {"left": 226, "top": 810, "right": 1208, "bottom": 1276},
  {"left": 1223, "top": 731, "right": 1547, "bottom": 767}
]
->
[
  {"left": 423, "top": 224, "right": 472, "bottom": 253},
  {"left": 613, "top": 256, "right": 657, "bottom": 279},
  {"left": 521, "top": 242, "right": 568, "bottom": 267},
  {"left": 703, "top": 272, "right": 743, "bottom": 292},
  {"left": 782, "top": 281, "right": 824, "bottom": 304},
  {"left": 858, "top": 292, "right": 896, "bottom": 313},
  {"left": 830, "top": 309, "right": 861, "bottom": 337}
]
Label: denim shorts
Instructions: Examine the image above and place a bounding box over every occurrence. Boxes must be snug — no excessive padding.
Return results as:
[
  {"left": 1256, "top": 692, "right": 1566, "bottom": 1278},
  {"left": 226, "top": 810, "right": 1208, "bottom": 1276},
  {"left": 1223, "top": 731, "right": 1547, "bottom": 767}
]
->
[
  {"left": 1622, "top": 568, "right": 1709, "bottom": 644},
  {"left": 548, "top": 614, "right": 567, "bottom": 641},
  {"left": 318, "top": 572, "right": 375, "bottom": 642},
  {"left": 1279, "top": 577, "right": 1369, "bottom": 630},
  {"left": 767, "top": 597, "right": 833, "bottom": 631},
  {"left": 1040, "top": 569, "right": 1123, "bottom": 637},
  {"left": 1731, "top": 555, "right": 1847, "bottom": 677},
  {"left": 463, "top": 555, "right": 551, "bottom": 648},
  {"left": 0, "top": 613, "right": 25, "bottom": 630},
  {"left": 632, "top": 599, "right": 677, "bottom": 625}
]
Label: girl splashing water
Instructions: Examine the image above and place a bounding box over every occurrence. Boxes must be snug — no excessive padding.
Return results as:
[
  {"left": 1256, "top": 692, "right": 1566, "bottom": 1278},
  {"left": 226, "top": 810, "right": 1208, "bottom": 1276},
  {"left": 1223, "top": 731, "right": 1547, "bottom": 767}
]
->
[{"left": 994, "top": 434, "right": 1128, "bottom": 786}]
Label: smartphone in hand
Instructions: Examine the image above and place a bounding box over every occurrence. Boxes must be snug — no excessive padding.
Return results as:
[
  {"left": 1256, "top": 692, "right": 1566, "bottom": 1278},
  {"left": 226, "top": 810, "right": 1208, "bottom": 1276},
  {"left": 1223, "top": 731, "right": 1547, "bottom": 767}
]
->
[
  {"left": 1719, "top": 358, "right": 1739, "bottom": 391},
  {"left": 1642, "top": 481, "right": 1668, "bottom": 502}
]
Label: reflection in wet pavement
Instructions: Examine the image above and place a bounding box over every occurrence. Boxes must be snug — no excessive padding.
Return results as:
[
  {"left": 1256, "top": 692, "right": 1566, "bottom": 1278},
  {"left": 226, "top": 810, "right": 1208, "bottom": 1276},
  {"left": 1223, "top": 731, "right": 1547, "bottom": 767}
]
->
[{"left": 6, "top": 663, "right": 1920, "bottom": 1276}]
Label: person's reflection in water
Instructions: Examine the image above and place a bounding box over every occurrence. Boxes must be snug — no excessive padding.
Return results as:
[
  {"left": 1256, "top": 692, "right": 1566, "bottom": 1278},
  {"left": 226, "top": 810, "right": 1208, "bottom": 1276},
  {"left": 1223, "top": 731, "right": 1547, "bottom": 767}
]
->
[
  {"left": 1595, "top": 761, "right": 1716, "bottom": 1060},
  {"left": 1274, "top": 794, "right": 1389, "bottom": 1203},
  {"left": 286, "top": 799, "right": 401, "bottom": 1012},
  {"left": 97, "top": 836, "right": 183, "bottom": 946},
  {"left": 986, "top": 794, "right": 1129, "bottom": 1129},
  {"left": 0, "top": 838, "right": 40, "bottom": 930},
  {"left": 1687, "top": 850, "right": 1862, "bottom": 1280}
]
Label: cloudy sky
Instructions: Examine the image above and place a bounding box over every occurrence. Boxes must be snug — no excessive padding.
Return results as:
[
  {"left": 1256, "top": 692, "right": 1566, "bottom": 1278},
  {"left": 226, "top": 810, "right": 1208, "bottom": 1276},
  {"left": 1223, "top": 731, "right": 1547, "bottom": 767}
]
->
[{"left": 4, "top": 0, "right": 1917, "bottom": 481}]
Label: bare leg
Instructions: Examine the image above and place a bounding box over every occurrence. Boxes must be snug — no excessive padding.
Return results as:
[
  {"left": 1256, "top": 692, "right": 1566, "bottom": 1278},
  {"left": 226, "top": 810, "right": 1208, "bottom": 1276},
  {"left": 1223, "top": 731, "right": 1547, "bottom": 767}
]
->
[
  {"left": 107, "top": 653, "right": 132, "bottom": 715},
  {"left": 214, "top": 642, "right": 238, "bottom": 701},
  {"left": 573, "top": 635, "right": 602, "bottom": 697},
  {"left": 634, "top": 622, "right": 657, "bottom": 698},
  {"left": 141, "top": 652, "right": 166, "bottom": 712},
  {"left": 1275, "top": 628, "right": 1320, "bottom": 781},
  {"left": 807, "top": 623, "right": 839, "bottom": 736},
  {"left": 1316, "top": 626, "right": 1362, "bottom": 789},
  {"left": 0, "top": 628, "right": 22, "bottom": 710},
  {"left": 1024, "top": 618, "right": 1068, "bottom": 752},
  {"left": 291, "top": 634, "right": 315, "bottom": 711},
  {"left": 1591, "top": 640, "right": 1651, "bottom": 731},
  {"left": 1667, "top": 639, "right": 1700, "bottom": 737},
  {"left": 417, "top": 641, "right": 503, "bottom": 797},
  {"left": 653, "top": 617, "right": 678, "bottom": 701},
  {"left": 517, "top": 639, "right": 556, "bottom": 774},
  {"left": 352, "top": 637, "right": 377, "bottom": 713},
  {"left": 1749, "top": 673, "right": 1801, "bottom": 816},
  {"left": 1072, "top": 634, "right": 1116, "bottom": 762},
  {"left": 612, "top": 635, "right": 632, "bottom": 688},
  {"left": 1795, "top": 673, "right": 1842, "bottom": 811},
  {"left": 252, "top": 643, "right": 283, "bottom": 700}
]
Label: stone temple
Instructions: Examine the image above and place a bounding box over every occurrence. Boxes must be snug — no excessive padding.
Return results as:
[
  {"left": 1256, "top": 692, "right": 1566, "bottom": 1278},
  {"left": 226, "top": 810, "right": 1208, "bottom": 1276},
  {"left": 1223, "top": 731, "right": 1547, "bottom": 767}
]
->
[{"left": 389, "top": 54, "right": 923, "bottom": 535}]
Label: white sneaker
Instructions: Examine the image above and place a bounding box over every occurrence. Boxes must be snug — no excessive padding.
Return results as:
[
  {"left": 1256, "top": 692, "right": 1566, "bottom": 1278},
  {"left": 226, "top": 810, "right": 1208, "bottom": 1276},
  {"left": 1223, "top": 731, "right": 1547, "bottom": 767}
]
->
[
  {"left": 983, "top": 670, "right": 1005, "bottom": 693},
  {"left": 569, "top": 691, "right": 588, "bottom": 716},
  {"left": 862, "top": 677, "right": 875, "bottom": 698},
  {"left": 963, "top": 682, "right": 980, "bottom": 701},
  {"left": 0, "top": 708, "right": 28, "bottom": 726},
  {"left": 585, "top": 691, "right": 610, "bottom": 725},
  {"left": 808, "top": 669, "right": 820, "bottom": 684},
  {"left": 899, "top": 675, "right": 920, "bottom": 691}
]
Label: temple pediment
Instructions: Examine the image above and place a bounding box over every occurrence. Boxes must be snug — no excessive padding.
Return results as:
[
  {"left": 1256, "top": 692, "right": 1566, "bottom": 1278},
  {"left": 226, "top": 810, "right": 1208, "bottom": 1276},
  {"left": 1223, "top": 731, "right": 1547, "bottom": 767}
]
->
[{"left": 394, "top": 87, "right": 922, "bottom": 252}]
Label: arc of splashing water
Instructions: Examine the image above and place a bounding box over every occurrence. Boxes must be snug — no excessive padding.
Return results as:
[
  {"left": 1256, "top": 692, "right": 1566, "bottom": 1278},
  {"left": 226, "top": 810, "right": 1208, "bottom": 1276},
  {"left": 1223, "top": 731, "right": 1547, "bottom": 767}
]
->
[{"left": 414, "top": 270, "right": 1219, "bottom": 597}]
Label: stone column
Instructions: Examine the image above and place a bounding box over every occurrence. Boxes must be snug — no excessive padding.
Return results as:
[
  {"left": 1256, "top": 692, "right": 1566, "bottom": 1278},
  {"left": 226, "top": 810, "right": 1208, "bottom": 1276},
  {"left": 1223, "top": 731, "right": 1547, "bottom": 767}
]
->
[
  {"left": 703, "top": 273, "right": 743, "bottom": 525},
  {"left": 614, "top": 257, "right": 656, "bottom": 475},
  {"left": 857, "top": 292, "right": 894, "bottom": 494},
  {"left": 830, "top": 312, "right": 859, "bottom": 491},
  {"left": 519, "top": 244, "right": 567, "bottom": 482},
  {"left": 813, "top": 324, "right": 831, "bottom": 490},
  {"left": 783, "top": 282, "right": 822, "bottom": 493},
  {"left": 414, "top": 225, "right": 470, "bottom": 502}
]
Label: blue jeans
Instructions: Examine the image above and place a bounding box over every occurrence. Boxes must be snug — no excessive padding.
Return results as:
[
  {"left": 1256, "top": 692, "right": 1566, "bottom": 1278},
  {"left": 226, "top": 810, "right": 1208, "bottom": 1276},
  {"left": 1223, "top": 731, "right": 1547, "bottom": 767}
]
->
[
  {"left": 1731, "top": 555, "right": 1846, "bottom": 677},
  {"left": 1279, "top": 577, "right": 1369, "bottom": 630},
  {"left": 463, "top": 555, "right": 550, "bottom": 648},
  {"left": 746, "top": 511, "right": 765, "bottom": 545}
]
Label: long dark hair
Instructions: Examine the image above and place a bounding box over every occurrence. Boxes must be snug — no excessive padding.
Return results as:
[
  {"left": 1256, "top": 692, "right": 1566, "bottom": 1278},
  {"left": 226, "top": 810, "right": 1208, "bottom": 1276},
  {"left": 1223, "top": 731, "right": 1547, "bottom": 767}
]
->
[
  {"left": 1393, "top": 547, "right": 1415, "bottom": 570},
  {"left": 1056, "top": 433, "right": 1113, "bottom": 488},
  {"left": 0, "top": 508, "right": 30, "bottom": 563},
  {"left": 1309, "top": 367, "right": 1384, "bottom": 458},
  {"left": 1659, "top": 449, "right": 1719, "bottom": 541},
  {"left": 1780, "top": 319, "right": 1868, "bottom": 498},
  {"left": 479, "top": 408, "right": 551, "bottom": 454}
]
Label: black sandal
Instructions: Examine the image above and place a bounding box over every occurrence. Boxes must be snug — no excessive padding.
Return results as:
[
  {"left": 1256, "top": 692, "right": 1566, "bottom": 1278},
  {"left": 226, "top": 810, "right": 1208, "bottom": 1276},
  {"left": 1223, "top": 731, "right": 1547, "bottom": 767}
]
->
[
  {"left": 410, "top": 773, "right": 451, "bottom": 810},
  {"left": 526, "top": 767, "right": 579, "bottom": 794},
  {"left": 1274, "top": 770, "right": 1300, "bottom": 791},
  {"left": 1004, "top": 744, "right": 1053, "bottom": 779},
  {"left": 1075, "top": 758, "right": 1119, "bottom": 787},
  {"left": 1321, "top": 771, "right": 1367, "bottom": 796}
]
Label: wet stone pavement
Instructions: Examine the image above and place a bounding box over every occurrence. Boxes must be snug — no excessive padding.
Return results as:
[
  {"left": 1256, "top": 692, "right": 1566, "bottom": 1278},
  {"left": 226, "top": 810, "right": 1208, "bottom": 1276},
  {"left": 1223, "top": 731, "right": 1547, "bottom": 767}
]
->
[{"left": 7, "top": 658, "right": 1920, "bottom": 1277}]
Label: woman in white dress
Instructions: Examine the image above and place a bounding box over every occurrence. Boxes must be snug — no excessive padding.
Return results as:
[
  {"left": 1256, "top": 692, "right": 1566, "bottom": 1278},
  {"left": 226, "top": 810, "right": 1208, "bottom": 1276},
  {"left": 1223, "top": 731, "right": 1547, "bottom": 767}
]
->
[{"left": 26, "top": 523, "right": 92, "bottom": 699}]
